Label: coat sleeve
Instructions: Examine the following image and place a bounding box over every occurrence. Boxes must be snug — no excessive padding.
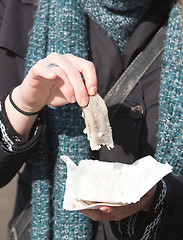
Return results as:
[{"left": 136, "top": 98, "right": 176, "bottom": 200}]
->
[
  {"left": 0, "top": 137, "right": 40, "bottom": 188},
  {"left": 0, "top": 0, "right": 39, "bottom": 188},
  {"left": 0, "top": 104, "right": 46, "bottom": 188},
  {"left": 158, "top": 174, "right": 183, "bottom": 239},
  {"left": 109, "top": 174, "right": 183, "bottom": 240}
]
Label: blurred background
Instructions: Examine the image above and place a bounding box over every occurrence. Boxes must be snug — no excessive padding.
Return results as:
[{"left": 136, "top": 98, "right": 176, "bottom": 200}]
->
[{"left": 0, "top": 175, "right": 18, "bottom": 240}]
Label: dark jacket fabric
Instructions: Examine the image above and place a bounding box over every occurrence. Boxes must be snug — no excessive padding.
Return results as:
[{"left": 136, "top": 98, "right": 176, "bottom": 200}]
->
[
  {"left": 0, "top": 0, "right": 34, "bottom": 58},
  {"left": 0, "top": 0, "right": 43, "bottom": 190},
  {"left": 0, "top": 0, "right": 183, "bottom": 239},
  {"left": 0, "top": 0, "right": 35, "bottom": 95}
]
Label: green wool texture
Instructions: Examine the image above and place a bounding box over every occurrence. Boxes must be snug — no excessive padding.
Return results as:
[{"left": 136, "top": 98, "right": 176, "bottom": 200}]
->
[{"left": 155, "top": 2, "right": 183, "bottom": 175}]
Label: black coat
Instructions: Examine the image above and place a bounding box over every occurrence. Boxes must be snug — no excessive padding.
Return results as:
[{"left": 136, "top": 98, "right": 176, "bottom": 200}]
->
[{"left": 0, "top": 0, "right": 183, "bottom": 239}]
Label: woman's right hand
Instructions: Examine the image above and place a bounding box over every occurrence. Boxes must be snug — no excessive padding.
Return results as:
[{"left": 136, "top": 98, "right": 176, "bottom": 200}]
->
[
  {"left": 5, "top": 53, "right": 97, "bottom": 140},
  {"left": 13, "top": 52, "right": 98, "bottom": 113}
]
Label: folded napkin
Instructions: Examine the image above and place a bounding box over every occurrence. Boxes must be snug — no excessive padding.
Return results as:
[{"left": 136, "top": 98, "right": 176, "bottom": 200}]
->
[{"left": 61, "top": 155, "right": 172, "bottom": 210}]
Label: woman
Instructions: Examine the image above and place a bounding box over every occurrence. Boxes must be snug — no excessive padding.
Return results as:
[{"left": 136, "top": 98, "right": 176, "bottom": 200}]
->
[{"left": 0, "top": 0, "right": 182, "bottom": 239}]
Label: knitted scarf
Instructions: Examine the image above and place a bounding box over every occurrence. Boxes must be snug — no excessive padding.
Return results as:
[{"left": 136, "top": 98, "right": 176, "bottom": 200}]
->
[
  {"left": 25, "top": 0, "right": 182, "bottom": 239},
  {"left": 155, "top": 2, "right": 183, "bottom": 176}
]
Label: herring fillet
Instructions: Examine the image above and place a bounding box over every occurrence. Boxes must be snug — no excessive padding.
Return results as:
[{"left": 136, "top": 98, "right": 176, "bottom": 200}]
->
[{"left": 82, "top": 93, "right": 114, "bottom": 151}]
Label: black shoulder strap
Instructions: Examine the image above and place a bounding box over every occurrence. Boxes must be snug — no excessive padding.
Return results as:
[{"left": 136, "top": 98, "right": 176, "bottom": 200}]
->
[{"left": 104, "top": 26, "right": 166, "bottom": 120}]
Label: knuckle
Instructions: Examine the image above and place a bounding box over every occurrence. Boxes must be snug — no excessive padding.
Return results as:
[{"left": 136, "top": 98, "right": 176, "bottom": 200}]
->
[
  {"left": 37, "top": 59, "right": 43, "bottom": 65},
  {"left": 71, "top": 69, "right": 81, "bottom": 79},
  {"left": 65, "top": 53, "right": 74, "bottom": 58},
  {"left": 35, "top": 59, "right": 45, "bottom": 69},
  {"left": 85, "top": 60, "right": 95, "bottom": 70},
  {"left": 31, "top": 64, "right": 40, "bottom": 76},
  {"left": 57, "top": 67, "right": 65, "bottom": 76},
  {"left": 49, "top": 52, "right": 60, "bottom": 58}
]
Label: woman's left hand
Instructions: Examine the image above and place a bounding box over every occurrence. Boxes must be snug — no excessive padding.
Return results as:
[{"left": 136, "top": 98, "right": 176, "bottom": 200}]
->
[{"left": 81, "top": 185, "right": 156, "bottom": 221}]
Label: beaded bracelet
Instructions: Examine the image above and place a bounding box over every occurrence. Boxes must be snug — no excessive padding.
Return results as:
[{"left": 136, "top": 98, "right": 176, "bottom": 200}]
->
[{"left": 9, "top": 89, "right": 40, "bottom": 116}]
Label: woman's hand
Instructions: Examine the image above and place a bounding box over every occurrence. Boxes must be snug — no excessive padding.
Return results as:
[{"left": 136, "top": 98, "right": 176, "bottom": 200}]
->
[
  {"left": 5, "top": 53, "right": 97, "bottom": 140},
  {"left": 81, "top": 185, "right": 156, "bottom": 221},
  {"left": 13, "top": 53, "right": 97, "bottom": 113}
]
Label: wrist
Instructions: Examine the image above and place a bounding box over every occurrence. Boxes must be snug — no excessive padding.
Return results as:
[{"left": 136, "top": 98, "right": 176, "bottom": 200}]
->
[
  {"left": 12, "top": 86, "right": 43, "bottom": 114},
  {"left": 5, "top": 89, "right": 39, "bottom": 141},
  {"left": 9, "top": 89, "right": 41, "bottom": 116}
]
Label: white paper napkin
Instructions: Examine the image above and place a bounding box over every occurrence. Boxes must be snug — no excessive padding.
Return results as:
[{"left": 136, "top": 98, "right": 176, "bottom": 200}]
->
[{"left": 61, "top": 155, "right": 172, "bottom": 210}]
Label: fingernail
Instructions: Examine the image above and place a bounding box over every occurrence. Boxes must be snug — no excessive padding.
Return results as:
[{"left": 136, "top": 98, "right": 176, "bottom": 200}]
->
[
  {"left": 100, "top": 207, "right": 110, "bottom": 214},
  {"left": 89, "top": 86, "right": 97, "bottom": 96},
  {"left": 70, "top": 96, "right": 76, "bottom": 103},
  {"left": 80, "top": 96, "right": 88, "bottom": 107}
]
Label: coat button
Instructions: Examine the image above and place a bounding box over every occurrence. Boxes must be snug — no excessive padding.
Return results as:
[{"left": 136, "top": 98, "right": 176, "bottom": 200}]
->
[{"left": 130, "top": 104, "right": 144, "bottom": 119}]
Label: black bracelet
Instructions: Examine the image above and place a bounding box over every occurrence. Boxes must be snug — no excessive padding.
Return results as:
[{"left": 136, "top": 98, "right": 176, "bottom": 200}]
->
[{"left": 9, "top": 89, "right": 40, "bottom": 116}]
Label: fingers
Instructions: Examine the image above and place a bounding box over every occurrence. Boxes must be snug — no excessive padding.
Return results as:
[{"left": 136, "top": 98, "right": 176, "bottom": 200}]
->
[
  {"left": 81, "top": 206, "right": 122, "bottom": 221},
  {"left": 99, "top": 206, "right": 111, "bottom": 214},
  {"left": 99, "top": 206, "right": 124, "bottom": 221},
  {"left": 46, "top": 65, "right": 76, "bottom": 104},
  {"left": 81, "top": 185, "right": 157, "bottom": 222},
  {"left": 23, "top": 61, "right": 74, "bottom": 108},
  {"left": 44, "top": 52, "right": 97, "bottom": 107},
  {"left": 54, "top": 58, "right": 89, "bottom": 107},
  {"left": 81, "top": 205, "right": 135, "bottom": 221},
  {"left": 81, "top": 209, "right": 114, "bottom": 221},
  {"left": 64, "top": 53, "right": 97, "bottom": 96},
  {"left": 29, "top": 61, "right": 57, "bottom": 81},
  {"left": 25, "top": 53, "right": 97, "bottom": 107},
  {"left": 81, "top": 207, "right": 126, "bottom": 221}
]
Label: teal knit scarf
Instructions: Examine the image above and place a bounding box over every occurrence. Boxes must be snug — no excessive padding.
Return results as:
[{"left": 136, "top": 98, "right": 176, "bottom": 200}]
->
[
  {"left": 25, "top": 0, "right": 182, "bottom": 239},
  {"left": 155, "top": 2, "right": 183, "bottom": 175}
]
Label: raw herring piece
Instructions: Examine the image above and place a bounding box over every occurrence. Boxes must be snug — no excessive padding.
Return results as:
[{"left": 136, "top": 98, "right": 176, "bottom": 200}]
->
[{"left": 82, "top": 93, "right": 114, "bottom": 151}]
